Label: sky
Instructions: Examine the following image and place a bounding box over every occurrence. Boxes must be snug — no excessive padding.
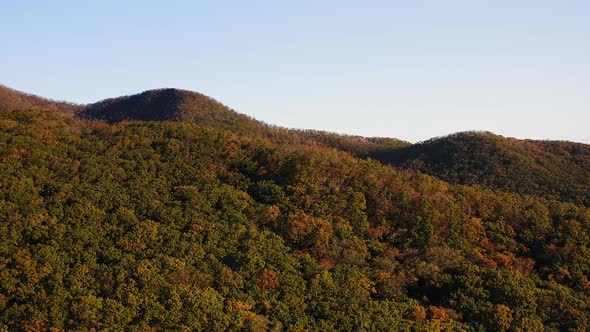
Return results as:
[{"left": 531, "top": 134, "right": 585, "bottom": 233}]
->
[{"left": 1, "top": 0, "right": 589, "bottom": 143}]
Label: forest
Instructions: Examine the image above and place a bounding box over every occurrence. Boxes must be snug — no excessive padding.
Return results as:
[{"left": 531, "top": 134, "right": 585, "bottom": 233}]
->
[{"left": 1, "top": 85, "right": 590, "bottom": 331}]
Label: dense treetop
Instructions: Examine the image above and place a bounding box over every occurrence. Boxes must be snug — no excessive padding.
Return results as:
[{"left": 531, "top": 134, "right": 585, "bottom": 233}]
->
[
  {"left": 78, "top": 88, "right": 590, "bottom": 206},
  {"left": 1, "top": 86, "right": 590, "bottom": 331},
  {"left": 79, "top": 89, "right": 266, "bottom": 136},
  {"left": 371, "top": 131, "right": 590, "bottom": 206}
]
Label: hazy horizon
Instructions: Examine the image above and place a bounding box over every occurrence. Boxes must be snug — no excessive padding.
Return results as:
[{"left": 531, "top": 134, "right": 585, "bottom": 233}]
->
[{"left": 2, "top": 0, "right": 589, "bottom": 143}]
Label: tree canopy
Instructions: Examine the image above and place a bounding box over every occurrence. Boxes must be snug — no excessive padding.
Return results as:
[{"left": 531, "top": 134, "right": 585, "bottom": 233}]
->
[{"left": 1, "top": 88, "right": 590, "bottom": 331}]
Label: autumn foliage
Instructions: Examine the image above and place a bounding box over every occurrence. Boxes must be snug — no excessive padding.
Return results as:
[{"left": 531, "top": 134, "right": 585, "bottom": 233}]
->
[{"left": 0, "top": 87, "right": 590, "bottom": 331}]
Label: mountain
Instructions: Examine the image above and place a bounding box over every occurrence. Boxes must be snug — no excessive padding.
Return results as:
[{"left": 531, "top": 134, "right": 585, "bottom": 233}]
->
[
  {"left": 2, "top": 85, "right": 590, "bottom": 330},
  {"left": 0, "top": 84, "right": 80, "bottom": 114},
  {"left": 370, "top": 131, "right": 590, "bottom": 206},
  {"left": 79, "top": 87, "right": 410, "bottom": 154},
  {"left": 2, "top": 84, "right": 587, "bottom": 205},
  {"left": 79, "top": 88, "right": 267, "bottom": 136}
]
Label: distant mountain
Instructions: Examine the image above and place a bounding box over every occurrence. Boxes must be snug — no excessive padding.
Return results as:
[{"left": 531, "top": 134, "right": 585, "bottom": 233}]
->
[
  {"left": 371, "top": 131, "right": 590, "bottom": 206},
  {"left": 0, "top": 84, "right": 80, "bottom": 113},
  {"left": 79, "top": 88, "right": 267, "bottom": 136},
  {"left": 79, "top": 87, "right": 410, "bottom": 153}
]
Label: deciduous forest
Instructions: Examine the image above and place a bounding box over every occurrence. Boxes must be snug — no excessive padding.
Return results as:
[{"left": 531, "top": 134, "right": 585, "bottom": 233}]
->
[{"left": 1, "top": 85, "right": 590, "bottom": 331}]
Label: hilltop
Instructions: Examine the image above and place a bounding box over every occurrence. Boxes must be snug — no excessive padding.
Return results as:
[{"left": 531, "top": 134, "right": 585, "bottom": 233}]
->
[
  {"left": 0, "top": 84, "right": 409, "bottom": 155},
  {"left": 370, "top": 131, "right": 590, "bottom": 206},
  {"left": 79, "top": 87, "right": 410, "bottom": 154},
  {"left": 79, "top": 88, "right": 267, "bottom": 136}
]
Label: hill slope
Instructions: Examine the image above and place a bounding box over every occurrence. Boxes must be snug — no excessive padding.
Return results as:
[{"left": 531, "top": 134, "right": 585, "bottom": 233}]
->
[
  {"left": 2, "top": 85, "right": 587, "bottom": 206},
  {"left": 371, "top": 131, "right": 590, "bottom": 206},
  {"left": 0, "top": 84, "right": 79, "bottom": 113},
  {"left": 2, "top": 86, "right": 590, "bottom": 330},
  {"left": 2, "top": 108, "right": 590, "bottom": 331},
  {"left": 79, "top": 87, "right": 410, "bottom": 154},
  {"left": 79, "top": 88, "right": 267, "bottom": 136}
]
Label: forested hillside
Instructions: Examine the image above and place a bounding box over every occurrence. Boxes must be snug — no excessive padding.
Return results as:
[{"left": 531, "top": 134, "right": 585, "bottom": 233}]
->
[
  {"left": 79, "top": 89, "right": 590, "bottom": 207},
  {"left": 371, "top": 132, "right": 590, "bottom": 206},
  {"left": 0, "top": 85, "right": 80, "bottom": 114},
  {"left": 79, "top": 88, "right": 410, "bottom": 157},
  {"left": 2, "top": 98, "right": 590, "bottom": 331}
]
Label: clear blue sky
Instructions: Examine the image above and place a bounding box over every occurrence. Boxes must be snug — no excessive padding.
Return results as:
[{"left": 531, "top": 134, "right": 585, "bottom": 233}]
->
[{"left": 2, "top": 0, "right": 589, "bottom": 143}]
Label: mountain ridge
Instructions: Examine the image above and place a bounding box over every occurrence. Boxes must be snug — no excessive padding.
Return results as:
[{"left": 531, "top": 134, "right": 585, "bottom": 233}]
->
[
  {"left": 2, "top": 84, "right": 590, "bottom": 330},
  {"left": 369, "top": 131, "right": 590, "bottom": 206},
  {"left": 79, "top": 88, "right": 266, "bottom": 135},
  {"left": 77, "top": 87, "right": 412, "bottom": 155},
  {"left": 1, "top": 84, "right": 588, "bottom": 205},
  {"left": 0, "top": 84, "right": 81, "bottom": 114}
]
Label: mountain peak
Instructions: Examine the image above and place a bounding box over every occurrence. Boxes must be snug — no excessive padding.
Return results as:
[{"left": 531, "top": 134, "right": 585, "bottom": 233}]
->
[
  {"left": 79, "top": 87, "right": 267, "bottom": 137},
  {"left": 371, "top": 130, "right": 590, "bottom": 205},
  {"left": 79, "top": 88, "right": 206, "bottom": 122}
]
